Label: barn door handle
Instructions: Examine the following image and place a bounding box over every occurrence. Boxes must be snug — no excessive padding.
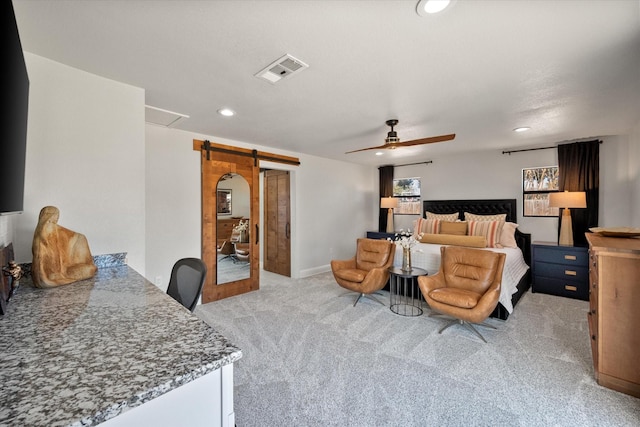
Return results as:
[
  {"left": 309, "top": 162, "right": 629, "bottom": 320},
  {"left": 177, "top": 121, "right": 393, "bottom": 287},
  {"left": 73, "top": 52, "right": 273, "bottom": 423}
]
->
[
  {"left": 286, "top": 222, "right": 290, "bottom": 239},
  {"left": 255, "top": 224, "right": 259, "bottom": 244}
]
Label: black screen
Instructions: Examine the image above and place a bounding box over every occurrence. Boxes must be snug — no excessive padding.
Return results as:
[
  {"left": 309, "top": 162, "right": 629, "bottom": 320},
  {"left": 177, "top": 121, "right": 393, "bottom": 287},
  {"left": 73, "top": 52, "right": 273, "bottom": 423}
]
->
[{"left": 1, "top": 1, "right": 30, "bottom": 214}]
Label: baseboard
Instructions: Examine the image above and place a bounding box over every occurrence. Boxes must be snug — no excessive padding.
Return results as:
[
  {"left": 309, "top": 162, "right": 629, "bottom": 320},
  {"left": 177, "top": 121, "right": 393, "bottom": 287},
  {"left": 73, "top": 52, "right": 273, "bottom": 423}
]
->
[{"left": 299, "top": 264, "right": 331, "bottom": 278}]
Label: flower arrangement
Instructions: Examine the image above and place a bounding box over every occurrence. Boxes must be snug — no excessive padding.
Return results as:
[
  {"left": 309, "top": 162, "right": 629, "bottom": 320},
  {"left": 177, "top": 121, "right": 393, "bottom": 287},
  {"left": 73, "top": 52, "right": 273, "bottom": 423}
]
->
[
  {"left": 234, "top": 219, "right": 249, "bottom": 233},
  {"left": 388, "top": 229, "right": 423, "bottom": 271},
  {"left": 388, "top": 229, "right": 424, "bottom": 249}
]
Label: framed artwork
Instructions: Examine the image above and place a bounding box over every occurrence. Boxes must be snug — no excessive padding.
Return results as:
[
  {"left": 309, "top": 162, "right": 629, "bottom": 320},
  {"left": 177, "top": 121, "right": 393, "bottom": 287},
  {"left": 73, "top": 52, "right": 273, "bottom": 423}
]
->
[
  {"left": 393, "top": 178, "right": 421, "bottom": 215},
  {"left": 217, "top": 189, "right": 232, "bottom": 214},
  {"left": 522, "top": 166, "right": 560, "bottom": 217}
]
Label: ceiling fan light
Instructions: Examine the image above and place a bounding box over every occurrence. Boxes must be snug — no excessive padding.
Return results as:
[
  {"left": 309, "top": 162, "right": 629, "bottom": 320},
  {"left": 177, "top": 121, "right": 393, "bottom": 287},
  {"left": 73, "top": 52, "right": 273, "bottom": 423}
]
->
[{"left": 417, "top": 0, "right": 451, "bottom": 16}]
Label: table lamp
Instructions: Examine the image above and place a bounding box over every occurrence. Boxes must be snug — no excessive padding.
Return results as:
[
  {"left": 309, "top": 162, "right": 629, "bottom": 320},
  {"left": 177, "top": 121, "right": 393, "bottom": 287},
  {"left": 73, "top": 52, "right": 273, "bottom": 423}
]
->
[
  {"left": 548, "top": 191, "right": 587, "bottom": 246},
  {"left": 381, "top": 197, "right": 398, "bottom": 233}
]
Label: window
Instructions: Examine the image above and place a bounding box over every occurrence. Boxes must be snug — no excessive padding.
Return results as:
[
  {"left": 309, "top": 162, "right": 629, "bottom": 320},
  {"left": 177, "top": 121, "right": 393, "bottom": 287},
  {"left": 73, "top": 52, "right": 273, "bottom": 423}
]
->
[
  {"left": 393, "top": 178, "right": 421, "bottom": 215},
  {"left": 522, "top": 166, "right": 559, "bottom": 217}
]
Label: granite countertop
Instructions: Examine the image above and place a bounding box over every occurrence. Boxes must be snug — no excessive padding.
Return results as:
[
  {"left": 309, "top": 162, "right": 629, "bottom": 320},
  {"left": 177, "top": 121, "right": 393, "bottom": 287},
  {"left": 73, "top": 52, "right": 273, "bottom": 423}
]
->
[{"left": 0, "top": 265, "right": 242, "bottom": 427}]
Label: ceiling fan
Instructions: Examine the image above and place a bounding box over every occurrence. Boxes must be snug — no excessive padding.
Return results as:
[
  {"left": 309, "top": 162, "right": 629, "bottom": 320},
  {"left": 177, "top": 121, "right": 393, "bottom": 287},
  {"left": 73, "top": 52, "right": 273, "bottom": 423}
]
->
[{"left": 345, "top": 119, "right": 455, "bottom": 154}]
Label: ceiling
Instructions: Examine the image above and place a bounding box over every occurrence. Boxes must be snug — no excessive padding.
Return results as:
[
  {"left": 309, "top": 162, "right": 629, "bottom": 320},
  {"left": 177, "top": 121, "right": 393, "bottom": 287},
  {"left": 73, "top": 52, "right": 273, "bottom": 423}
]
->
[{"left": 12, "top": 0, "right": 640, "bottom": 166}]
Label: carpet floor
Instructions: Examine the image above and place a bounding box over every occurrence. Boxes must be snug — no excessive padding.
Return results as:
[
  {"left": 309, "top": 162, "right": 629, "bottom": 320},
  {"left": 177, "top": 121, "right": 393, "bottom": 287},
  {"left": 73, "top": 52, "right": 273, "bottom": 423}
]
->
[{"left": 196, "top": 270, "right": 640, "bottom": 427}]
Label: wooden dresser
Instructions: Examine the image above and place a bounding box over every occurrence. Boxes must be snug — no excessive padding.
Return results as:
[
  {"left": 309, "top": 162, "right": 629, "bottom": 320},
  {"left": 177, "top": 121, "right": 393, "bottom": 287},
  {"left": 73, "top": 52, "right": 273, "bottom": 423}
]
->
[{"left": 586, "top": 233, "right": 640, "bottom": 398}]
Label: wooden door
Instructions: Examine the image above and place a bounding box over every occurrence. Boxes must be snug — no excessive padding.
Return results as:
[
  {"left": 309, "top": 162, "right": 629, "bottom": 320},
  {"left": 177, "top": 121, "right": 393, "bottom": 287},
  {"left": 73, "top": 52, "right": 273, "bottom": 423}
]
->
[
  {"left": 264, "top": 170, "right": 291, "bottom": 276},
  {"left": 194, "top": 139, "right": 299, "bottom": 302}
]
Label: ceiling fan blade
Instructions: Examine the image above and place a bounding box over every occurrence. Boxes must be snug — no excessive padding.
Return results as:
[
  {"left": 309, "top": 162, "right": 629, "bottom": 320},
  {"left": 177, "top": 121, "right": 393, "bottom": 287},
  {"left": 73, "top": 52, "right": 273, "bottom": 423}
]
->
[
  {"left": 394, "top": 133, "right": 456, "bottom": 147},
  {"left": 345, "top": 133, "right": 455, "bottom": 154},
  {"left": 345, "top": 143, "right": 391, "bottom": 154}
]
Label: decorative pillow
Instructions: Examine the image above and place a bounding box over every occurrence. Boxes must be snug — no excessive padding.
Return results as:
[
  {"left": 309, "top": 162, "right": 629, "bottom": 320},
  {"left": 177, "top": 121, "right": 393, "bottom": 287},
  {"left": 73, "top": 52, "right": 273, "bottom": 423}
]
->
[
  {"left": 414, "top": 218, "right": 440, "bottom": 235},
  {"left": 419, "top": 233, "right": 487, "bottom": 248},
  {"left": 464, "top": 212, "right": 508, "bottom": 222},
  {"left": 425, "top": 211, "right": 459, "bottom": 222},
  {"left": 467, "top": 220, "right": 504, "bottom": 248},
  {"left": 499, "top": 222, "right": 519, "bottom": 248},
  {"left": 440, "top": 221, "right": 467, "bottom": 235}
]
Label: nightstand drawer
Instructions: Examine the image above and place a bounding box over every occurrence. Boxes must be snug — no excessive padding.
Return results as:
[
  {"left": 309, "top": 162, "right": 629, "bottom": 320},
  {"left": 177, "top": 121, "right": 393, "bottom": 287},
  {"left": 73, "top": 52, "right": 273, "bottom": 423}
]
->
[
  {"left": 534, "top": 261, "right": 588, "bottom": 283},
  {"left": 533, "top": 275, "right": 589, "bottom": 300},
  {"left": 533, "top": 246, "right": 588, "bottom": 265}
]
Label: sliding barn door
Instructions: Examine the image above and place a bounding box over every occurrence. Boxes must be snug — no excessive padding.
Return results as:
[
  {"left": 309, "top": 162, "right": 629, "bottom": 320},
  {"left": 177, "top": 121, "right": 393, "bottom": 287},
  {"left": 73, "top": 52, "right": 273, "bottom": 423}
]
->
[
  {"left": 264, "top": 170, "right": 291, "bottom": 277},
  {"left": 194, "top": 140, "right": 299, "bottom": 303}
]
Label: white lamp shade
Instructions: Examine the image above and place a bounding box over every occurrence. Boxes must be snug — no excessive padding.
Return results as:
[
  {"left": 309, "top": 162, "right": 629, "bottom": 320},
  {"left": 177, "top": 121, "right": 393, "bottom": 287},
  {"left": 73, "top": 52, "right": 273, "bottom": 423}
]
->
[
  {"left": 380, "top": 197, "right": 398, "bottom": 209},
  {"left": 548, "top": 191, "right": 586, "bottom": 208}
]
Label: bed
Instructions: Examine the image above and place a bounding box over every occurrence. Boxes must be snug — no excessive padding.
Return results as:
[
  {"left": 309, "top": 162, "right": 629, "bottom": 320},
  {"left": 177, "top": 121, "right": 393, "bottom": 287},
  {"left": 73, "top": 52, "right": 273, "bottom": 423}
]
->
[{"left": 393, "top": 199, "right": 531, "bottom": 320}]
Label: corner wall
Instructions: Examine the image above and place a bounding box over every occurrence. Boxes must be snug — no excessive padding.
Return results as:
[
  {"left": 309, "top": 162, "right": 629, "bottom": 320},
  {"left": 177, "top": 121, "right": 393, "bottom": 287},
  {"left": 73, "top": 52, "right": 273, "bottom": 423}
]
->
[{"left": 13, "top": 53, "right": 146, "bottom": 273}]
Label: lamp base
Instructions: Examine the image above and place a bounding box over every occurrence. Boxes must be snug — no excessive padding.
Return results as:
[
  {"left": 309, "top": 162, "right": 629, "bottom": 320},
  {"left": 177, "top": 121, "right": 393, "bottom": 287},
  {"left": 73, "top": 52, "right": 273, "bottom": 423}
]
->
[
  {"left": 558, "top": 208, "right": 574, "bottom": 246},
  {"left": 386, "top": 208, "right": 394, "bottom": 233}
]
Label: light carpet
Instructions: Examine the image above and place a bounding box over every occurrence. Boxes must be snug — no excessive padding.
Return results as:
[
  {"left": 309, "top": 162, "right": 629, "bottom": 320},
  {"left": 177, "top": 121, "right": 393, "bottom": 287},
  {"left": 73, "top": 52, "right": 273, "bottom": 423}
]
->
[{"left": 196, "top": 270, "right": 640, "bottom": 427}]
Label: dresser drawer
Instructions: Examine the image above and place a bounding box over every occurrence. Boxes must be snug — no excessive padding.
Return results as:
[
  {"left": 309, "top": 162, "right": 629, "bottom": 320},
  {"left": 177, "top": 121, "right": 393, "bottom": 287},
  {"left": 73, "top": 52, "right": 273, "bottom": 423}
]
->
[
  {"left": 533, "top": 246, "right": 589, "bottom": 265},
  {"left": 534, "top": 261, "right": 588, "bottom": 283},
  {"left": 533, "top": 275, "right": 589, "bottom": 300}
]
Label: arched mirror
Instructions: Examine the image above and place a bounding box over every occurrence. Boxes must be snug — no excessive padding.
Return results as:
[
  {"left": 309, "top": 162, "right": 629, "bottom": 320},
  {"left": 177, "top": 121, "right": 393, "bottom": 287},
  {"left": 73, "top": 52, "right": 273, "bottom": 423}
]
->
[{"left": 216, "top": 173, "right": 251, "bottom": 285}]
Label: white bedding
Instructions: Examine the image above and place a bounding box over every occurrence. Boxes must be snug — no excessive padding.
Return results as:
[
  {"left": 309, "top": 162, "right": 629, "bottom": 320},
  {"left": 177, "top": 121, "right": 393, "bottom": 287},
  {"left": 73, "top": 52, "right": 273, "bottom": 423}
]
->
[{"left": 393, "top": 243, "right": 530, "bottom": 314}]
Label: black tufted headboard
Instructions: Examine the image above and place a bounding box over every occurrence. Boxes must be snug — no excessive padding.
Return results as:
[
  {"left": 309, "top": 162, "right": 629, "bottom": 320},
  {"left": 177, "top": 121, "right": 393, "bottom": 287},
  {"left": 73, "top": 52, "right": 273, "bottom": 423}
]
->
[
  {"left": 423, "top": 198, "right": 517, "bottom": 223},
  {"left": 422, "top": 198, "right": 530, "bottom": 266}
]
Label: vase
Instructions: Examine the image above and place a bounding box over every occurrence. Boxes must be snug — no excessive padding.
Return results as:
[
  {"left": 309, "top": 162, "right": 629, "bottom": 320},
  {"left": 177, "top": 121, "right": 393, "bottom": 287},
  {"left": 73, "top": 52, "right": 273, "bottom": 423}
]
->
[{"left": 402, "top": 247, "right": 412, "bottom": 272}]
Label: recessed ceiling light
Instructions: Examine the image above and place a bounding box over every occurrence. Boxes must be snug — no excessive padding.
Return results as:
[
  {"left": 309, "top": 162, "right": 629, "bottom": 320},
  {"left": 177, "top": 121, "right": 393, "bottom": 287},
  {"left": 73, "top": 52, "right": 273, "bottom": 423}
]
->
[
  {"left": 416, "top": 0, "right": 451, "bottom": 16},
  {"left": 375, "top": 152, "right": 384, "bottom": 156},
  {"left": 218, "top": 108, "right": 235, "bottom": 117},
  {"left": 514, "top": 127, "right": 531, "bottom": 133}
]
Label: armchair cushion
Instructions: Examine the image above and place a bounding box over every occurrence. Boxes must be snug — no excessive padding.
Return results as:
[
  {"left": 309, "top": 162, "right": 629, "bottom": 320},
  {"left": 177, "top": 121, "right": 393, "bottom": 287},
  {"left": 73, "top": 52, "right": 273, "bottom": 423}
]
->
[
  {"left": 334, "top": 268, "right": 367, "bottom": 283},
  {"left": 429, "top": 288, "right": 481, "bottom": 309}
]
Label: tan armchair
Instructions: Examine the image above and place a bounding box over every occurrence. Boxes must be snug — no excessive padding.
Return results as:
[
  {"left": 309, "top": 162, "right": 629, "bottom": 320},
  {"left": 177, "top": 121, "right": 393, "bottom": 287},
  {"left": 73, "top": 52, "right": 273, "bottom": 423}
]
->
[
  {"left": 331, "top": 238, "right": 395, "bottom": 306},
  {"left": 418, "top": 246, "right": 506, "bottom": 343}
]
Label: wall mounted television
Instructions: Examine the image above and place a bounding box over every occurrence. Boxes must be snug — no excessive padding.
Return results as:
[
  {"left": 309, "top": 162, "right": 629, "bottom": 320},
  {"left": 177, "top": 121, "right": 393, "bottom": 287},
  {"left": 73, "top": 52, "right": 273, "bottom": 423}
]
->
[{"left": 1, "top": 1, "right": 30, "bottom": 215}]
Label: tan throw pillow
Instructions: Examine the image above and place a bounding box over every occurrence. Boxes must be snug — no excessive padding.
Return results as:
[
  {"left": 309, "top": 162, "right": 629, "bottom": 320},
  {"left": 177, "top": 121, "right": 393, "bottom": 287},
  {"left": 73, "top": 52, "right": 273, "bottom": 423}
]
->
[
  {"left": 414, "top": 218, "right": 440, "bottom": 235},
  {"left": 440, "top": 221, "right": 467, "bottom": 235},
  {"left": 426, "top": 211, "right": 459, "bottom": 222},
  {"left": 468, "top": 220, "right": 504, "bottom": 248},
  {"left": 464, "top": 212, "right": 508, "bottom": 222},
  {"left": 499, "top": 222, "right": 519, "bottom": 248},
  {"left": 419, "top": 233, "right": 487, "bottom": 248}
]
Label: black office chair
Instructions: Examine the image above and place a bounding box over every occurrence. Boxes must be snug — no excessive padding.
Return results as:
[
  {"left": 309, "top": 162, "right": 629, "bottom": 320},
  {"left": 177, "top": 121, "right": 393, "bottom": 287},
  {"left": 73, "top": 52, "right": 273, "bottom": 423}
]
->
[{"left": 166, "top": 258, "right": 207, "bottom": 312}]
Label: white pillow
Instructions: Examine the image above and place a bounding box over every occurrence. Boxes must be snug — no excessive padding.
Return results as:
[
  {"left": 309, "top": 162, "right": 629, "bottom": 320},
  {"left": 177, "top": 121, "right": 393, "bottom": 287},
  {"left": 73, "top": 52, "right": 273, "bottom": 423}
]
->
[{"left": 498, "top": 222, "right": 519, "bottom": 248}]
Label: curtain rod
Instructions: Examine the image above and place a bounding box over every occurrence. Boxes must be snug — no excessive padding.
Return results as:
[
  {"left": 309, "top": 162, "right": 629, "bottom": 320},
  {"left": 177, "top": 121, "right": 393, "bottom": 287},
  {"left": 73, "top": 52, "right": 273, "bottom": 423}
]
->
[
  {"left": 502, "top": 146, "right": 555, "bottom": 155},
  {"left": 503, "top": 140, "right": 603, "bottom": 155},
  {"left": 394, "top": 160, "right": 433, "bottom": 167}
]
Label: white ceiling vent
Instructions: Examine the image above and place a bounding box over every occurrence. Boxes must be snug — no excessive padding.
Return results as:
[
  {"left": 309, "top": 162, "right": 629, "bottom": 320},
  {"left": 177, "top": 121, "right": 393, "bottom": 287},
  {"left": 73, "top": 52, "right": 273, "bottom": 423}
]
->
[
  {"left": 255, "top": 54, "right": 309, "bottom": 84},
  {"left": 145, "top": 105, "right": 189, "bottom": 127}
]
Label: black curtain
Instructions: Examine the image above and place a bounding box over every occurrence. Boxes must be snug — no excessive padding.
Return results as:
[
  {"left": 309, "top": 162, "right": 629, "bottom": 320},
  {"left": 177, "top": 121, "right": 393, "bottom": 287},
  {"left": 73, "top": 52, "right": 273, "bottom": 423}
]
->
[
  {"left": 557, "top": 140, "right": 600, "bottom": 247},
  {"left": 379, "top": 165, "right": 394, "bottom": 232}
]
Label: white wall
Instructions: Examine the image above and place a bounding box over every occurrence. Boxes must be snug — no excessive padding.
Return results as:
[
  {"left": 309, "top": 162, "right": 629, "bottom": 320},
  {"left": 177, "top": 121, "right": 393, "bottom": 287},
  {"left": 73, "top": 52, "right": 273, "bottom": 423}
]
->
[
  {"left": 393, "top": 136, "right": 635, "bottom": 242},
  {"left": 144, "top": 125, "right": 377, "bottom": 289},
  {"left": 12, "top": 54, "right": 146, "bottom": 273}
]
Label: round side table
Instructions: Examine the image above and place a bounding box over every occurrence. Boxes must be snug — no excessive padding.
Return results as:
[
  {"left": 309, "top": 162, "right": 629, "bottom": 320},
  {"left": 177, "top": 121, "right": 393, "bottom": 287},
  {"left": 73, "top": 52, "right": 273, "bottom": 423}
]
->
[{"left": 388, "top": 266, "right": 428, "bottom": 316}]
